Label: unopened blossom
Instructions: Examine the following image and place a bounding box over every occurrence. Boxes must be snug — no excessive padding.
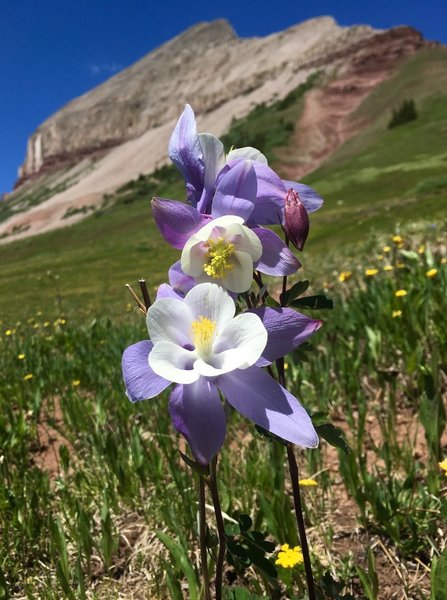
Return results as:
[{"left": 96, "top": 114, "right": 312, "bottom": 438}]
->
[
  {"left": 275, "top": 544, "right": 304, "bottom": 568},
  {"left": 426, "top": 268, "right": 437, "bottom": 278},
  {"left": 122, "top": 283, "right": 321, "bottom": 465},
  {"left": 284, "top": 189, "right": 309, "bottom": 251}
]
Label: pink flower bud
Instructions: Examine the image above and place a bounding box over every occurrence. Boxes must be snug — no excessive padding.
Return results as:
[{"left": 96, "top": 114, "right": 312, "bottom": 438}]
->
[{"left": 284, "top": 189, "right": 309, "bottom": 251}]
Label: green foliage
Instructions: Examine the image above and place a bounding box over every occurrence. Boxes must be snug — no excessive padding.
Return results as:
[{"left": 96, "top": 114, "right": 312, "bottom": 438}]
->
[
  {"left": 388, "top": 99, "right": 418, "bottom": 129},
  {"left": 431, "top": 548, "right": 447, "bottom": 600}
]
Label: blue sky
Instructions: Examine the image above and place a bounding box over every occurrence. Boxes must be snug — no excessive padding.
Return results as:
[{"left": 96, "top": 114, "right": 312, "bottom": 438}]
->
[{"left": 1, "top": 0, "right": 446, "bottom": 194}]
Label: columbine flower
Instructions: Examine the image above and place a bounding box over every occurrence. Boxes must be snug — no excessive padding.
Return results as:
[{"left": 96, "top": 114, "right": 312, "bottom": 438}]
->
[
  {"left": 439, "top": 459, "right": 447, "bottom": 475},
  {"left": 299, "top": 478, "right": 318, "bottom": 486},
  {"left": 275, "top": 544, "right": 304, "bottom": 568},
  {"left": 338, "top": 271, "right": 352, "bottom": 282},
  {"left": 153, "top": 160, "right": 301, "bottom": 292},
  {"left": 426, "top": 268, "right": 437, "bottom": 278},
  {"left": 122, "top": 283, "right": 321, "bottom": 465},
  {"left": 395, "top": 289, "right": 407, "bottom": 297},
  {"left": 392, "top": 310, "right": 402, "bottom": 318},
  {"left": 365, "top": 268, "right": 379, "bottom": 277},
  {"left": 167, "top": 104, "right": 324, "bottom": 222}
]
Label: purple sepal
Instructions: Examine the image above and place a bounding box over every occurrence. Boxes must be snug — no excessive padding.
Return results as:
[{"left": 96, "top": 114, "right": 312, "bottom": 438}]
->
[
  {"left": 168, "top": 261, "right": 196, "bottom": 296},
  {"left": 169, "top": 378, "right": 226, "bottom": 465},
  {"left": 211, "top": 160, "right": 256, "bottom": 222},
  {"left": 152, "top": 197, "right": 209, "bottom": 249},
  {"left": 253, "top": 228, "right": 301, "bottom": 276},
  {"left": 156, "top": 283, "right": 184, "bottom": 301},
  {"left": 122, "top": 341, "right": 171, "bottom": 402},
  {"left": 218, "top": 366, "right": 318, "bottom": 448},
  {"left": 282, "top": 181, "right": 324, "bottom": 214},
  {"left": 249, "top": 307, "right": 322, "bottom": 366},
  {"left": 250, "top": 162, "right": 285, "bottom": 226},
  {"left": 168, "top": 104, "right": 204, "bottom": 206}
]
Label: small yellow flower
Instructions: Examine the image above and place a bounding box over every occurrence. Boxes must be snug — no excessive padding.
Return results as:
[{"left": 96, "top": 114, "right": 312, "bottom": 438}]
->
[
  {"left": 376, "top": 255, "right": 384, "bottom": 261},
  {"left": 45, "top": 336, "right": 54, "bottom": 341},
  {"left": 441, "top": 257, "right": 447, "bottom": 265},
  {"left": 382, "top": 246, "right": 391, "bottom": 253},
  {"left": 338, "top": 271, "right": 352, "bottom": 283},
  {"left": 396, "top": 262, "right": 405, "bottom": 269},
  {"left": 383, "top": 265, "right": 393, "bottom": 272},
  {"left": 36, "top": 311, "right": 43, "bottom": 316},
  {"left": 392, "top": 310, "right": 402, "bottom": 318},
  {"left": 392, "top": 235, "right": 403, "bottom": 244},
  {"left": 439, "top": 459, "right": 447, "bottom": 474},
  {"left": 418, "top": 245, "right": 425, "bottom": 254},
  {"left": 33, "top": 323, "right": 40, "bottom": 329},
  {"left": 27, "top": 318, "right": 34, "bottom": 324},
  {"left": 275, "top": 544, "right": 304, "bottom": 568},
  {"left": 43, "top": 321, "right": 50, "bottom": 327},
  {"left": 426, "top": 268, "right": 437, "bottom": 278},
  {"left": 395, "top": 289, "right": 407, "bottom": 298},
  {"left": 5, "top": 329, "right": 12, "bottom": 336},
  {"left": 17, "top": 353, "right": 25, "bottom": 360},
  {"left": 72, "top": 380, "right": 81, "bottom": 387},
  {"left": 23, "top": 374, "right": 33, "bottom": 381},
  {"left": 365, "top": 268, "right": 379, "bottom": 277},
  {"left": 299, "top": 479, "right": 318, "bottom": 487},
  {"left": 284, "top": 363, "right": 289, "bottom": 371}
]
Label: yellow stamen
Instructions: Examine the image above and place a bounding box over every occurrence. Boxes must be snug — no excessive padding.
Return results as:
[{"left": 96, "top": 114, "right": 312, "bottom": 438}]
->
[
  {"left": 191, "top": 316, "right": 217, "bottom": 356},
  {"left": 203, "top": 237, "right": 235, "bottom": 279}
]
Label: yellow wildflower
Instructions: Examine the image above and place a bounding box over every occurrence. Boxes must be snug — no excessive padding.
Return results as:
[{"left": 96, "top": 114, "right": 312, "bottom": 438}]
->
[
  {"left": 275, "top": 544, "right": 304, "bottom": 568},
  {"left": 72, "top": 380, "right": 81, "bottom": 387},
  {"left": 383, "top": 265, "right": 393, "bottom": 272},
  {"left": 36, "top": 311, "right": 43, "bottom": 316},
  {"left": 338, "top": 271, "right": 352, "bottom": 283},
  {"left": 376, "top": 255, "right": 384, "bottom": 261},
  {"left": 5, "top": 329, "right": 12, "bottom": 336},
  {"left": 392, "top": 235, "right": 403, "bottom": 244},
  {"left": 418, "top": 245, "right": 425, "bottom": 254},
  {"left": 284, "top": 363, "right": 289, "bottom": 371},
  {"left": 441, "top": 258, "right": 447, "bottom": 265},
  {"left": 396, "top": 262, "right": 405, "bottom": 269},
  {"left": 392, "top": 310, "right": 402, "bottom": 318},
  {"left": 382, "top": 246, "right": 391, "bottom": 253},
  {"left": 439, "top": 459, "right": 447, "bottom": 474},
  {"left": 365, "top": 268, "right": 379, "bottom": 277},
  {"left": 17, "top": 353, "right": 25, "bottom": 360},
  {"left": 426, "top": 268, "right": 437, "bottom": 278},
  {"left": 395, "top": 290, "right": 407, "bottom": 297},
  {"left": 23, "top": 374, "right": 33, "bottom": 381},
  {"left": 33, "top": 323, "right": 40, "bottom": 329},
  {"left": 43, "top": 321, "right": 50, "bottom": 327},
  {"left": 299, "top": 479, "right": 318, "bottom": 486}
]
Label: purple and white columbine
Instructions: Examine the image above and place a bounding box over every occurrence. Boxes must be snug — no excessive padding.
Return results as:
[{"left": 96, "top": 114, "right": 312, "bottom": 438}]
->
[{"left": 122, "top": 282, "right": 322, "bottom": 465}]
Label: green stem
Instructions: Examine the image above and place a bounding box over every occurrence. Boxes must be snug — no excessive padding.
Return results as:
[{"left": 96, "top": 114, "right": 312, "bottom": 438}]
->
[
  {"left": 209, "top": 456, "right": 226, "bottom": 600},
  {"left": 199, "top": 475, "right": 211, "bottom": 600}
]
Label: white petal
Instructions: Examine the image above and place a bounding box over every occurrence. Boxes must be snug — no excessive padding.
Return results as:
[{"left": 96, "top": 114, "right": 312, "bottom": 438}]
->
[
  {"left": 222, "top": 250, "right": 254, "bottom": 293},
  {"left": 149, "top": 341, "right": 199, "bottom": 384},
  {"left": 184, "top": 283, "right": 235, "bottom": 328},
  {"left": 199, "top": 133, "right": 225, "bottom": 188},
  {"left": 227, "top": 147, "right": 268, "bottom": 165},
  {"left": 213, "top": 313, "right": 267, "bottom": 368},
  {"left": 230, "top": 225, "right": 263, "bottom": 260},
  {"left": 181, "top": 239, "right": 207, "bottom": 276},
  {"left": 147, "top": 298, "right": 193, "bottom": 346}
]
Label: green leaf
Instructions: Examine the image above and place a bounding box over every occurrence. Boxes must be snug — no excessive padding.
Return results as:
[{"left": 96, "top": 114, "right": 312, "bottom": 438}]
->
[
  {"left": 238, "top": 513, "right": 253, "bottom": 533},
  {"left": 289, "top": 295, "right": 334, "bottom": 310},
  {"left": 156, "top": 531, "right": 200, "bottom": 600},
  {"left": 281, "top": 280, "right": 309, "bottom": 305},
  {"left": 432, "top": 548, "right": 447, "bottom": 600},
  {"left": 265, "top": 296, "right": 280, "bottom": 308},
  {"left": 315, "top": 423, "right": 350, "bottom": 455}
]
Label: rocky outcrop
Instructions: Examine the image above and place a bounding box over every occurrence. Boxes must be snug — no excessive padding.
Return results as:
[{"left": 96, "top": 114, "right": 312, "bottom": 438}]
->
[{"left": 17, "top": 17, "right": 377, "bottom": 185}]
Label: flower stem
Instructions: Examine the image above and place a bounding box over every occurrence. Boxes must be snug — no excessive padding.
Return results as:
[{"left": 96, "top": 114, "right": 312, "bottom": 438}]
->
[
  {"left": 199, "top": 475, "right": 211, "bottom": 600},
  {"left": 286, "top": 444, "right": 316, "bottom": 600},
  {"left": 209, "top": 456, "right": 226, "bottom": 600}
]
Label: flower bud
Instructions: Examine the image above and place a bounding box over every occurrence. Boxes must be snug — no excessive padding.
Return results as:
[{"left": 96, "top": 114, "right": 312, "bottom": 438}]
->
[{"left": 284, "top": 189, "right": 309, "bottom": 251}]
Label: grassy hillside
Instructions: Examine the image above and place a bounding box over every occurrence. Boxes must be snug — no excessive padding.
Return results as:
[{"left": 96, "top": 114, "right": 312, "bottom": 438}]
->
[{"left": 1, "top": 49, "right": 447, "bottom": 323}]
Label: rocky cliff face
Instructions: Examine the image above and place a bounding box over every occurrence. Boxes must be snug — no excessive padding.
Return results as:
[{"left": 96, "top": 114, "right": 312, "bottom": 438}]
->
[
  {"left": 17, "top": 17, "right": 376, "bottom": 184},
  {"left": 2, "top": 17, "right": 435, "bottom": 243}
]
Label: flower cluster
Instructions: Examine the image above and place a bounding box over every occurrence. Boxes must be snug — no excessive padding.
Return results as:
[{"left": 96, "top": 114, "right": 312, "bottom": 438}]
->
[{"left": 122, "top": 105, "right": 325, "bottom": 465}]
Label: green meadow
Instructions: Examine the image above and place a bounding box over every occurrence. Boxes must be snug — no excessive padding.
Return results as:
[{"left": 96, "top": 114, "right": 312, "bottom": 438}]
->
[{"left": 1, "top": 49, "right": 447, "bottom": 598}]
